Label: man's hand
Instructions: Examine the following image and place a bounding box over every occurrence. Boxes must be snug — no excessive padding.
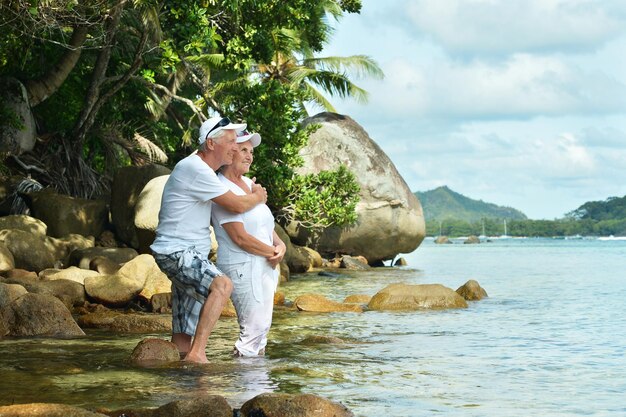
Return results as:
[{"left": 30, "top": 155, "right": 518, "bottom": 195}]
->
[
  {"left": 250, "top": 177, "right": 267, "bottom": 204},
  {"left": 267, "top": 241, "right": 286, "bottom": 268}
]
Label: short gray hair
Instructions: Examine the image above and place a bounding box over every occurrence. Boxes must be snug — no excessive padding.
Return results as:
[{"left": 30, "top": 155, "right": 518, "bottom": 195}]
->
[{"left": 198, "top": 129, "right": 227, "bottom": 152}]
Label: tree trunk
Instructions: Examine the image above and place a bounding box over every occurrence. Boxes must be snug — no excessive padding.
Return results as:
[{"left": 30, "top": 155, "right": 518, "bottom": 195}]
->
[
  {"left": 71, "top": 1, "right": 126, "bottom": 145},
  {"left": 24, "top": 25, "right": 89, "bottom": 106}
]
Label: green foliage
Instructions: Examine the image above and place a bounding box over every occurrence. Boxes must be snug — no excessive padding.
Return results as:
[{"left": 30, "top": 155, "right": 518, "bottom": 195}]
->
[
  {"left": 416, "top": 185, "right": 527, "bottom": 222},
  {"left": 566, "top": 195, "right": 626, "bottom": 221},
  {"left": 284, "top": 165, "right": 360, "bottom": 229},
  {"left": 0, "top": 0, "right": 369, "bottom": 230}
]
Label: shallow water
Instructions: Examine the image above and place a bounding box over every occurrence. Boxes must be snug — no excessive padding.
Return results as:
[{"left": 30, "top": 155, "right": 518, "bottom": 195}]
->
[{"left": 1, "top": 238, "right": 625, "bottom": 416}]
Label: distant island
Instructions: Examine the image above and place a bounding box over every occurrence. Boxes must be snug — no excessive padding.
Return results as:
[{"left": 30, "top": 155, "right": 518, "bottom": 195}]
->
[{"left": 414, "top": 186, "right": 626, "bottom": 237}]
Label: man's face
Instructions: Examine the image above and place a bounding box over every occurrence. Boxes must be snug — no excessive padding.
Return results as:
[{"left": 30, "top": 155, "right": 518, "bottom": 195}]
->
[{"left": 213, "top": 130, "right": 238, "bottom": 165}]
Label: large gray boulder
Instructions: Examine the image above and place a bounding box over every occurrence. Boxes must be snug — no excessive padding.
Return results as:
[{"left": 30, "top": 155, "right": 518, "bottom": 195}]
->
[
  {"left": 0, "top": 77, "right": 37, "bottom": 155},
  {"left": 286, "top": 113, "right": 425, "bottom": 263},
  {"left": 110, "top": 164, "right": 171, "bottom": 249}
]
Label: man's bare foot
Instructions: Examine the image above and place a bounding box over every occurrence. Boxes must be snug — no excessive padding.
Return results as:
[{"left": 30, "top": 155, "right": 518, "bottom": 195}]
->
[{"left": 182, "top": 353, "right": 209, "bottom": 364}]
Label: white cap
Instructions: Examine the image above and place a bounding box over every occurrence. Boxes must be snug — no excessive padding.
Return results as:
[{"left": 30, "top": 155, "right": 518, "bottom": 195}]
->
[
  {"left": 198, "top": 116, "right": 246, "bottom": 144},
  {"left": 236, "top": 130, "right": 262, "bottom": 147}
]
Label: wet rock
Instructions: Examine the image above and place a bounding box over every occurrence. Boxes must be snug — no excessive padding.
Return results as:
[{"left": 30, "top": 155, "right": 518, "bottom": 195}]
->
[
  {"left": 340, "top": 255, "right": 369, "bottom": 270},
  {"left": 220, "top": 298, "right": 237, "bottom": 317},
  {"left": 130, "top": 338, "right": 180, "bottom": 365},
  {"left": 273, "top": 291, "right": 285, "bottom": 306},
  {"left": 294, "top": 294, "right": 362, "bottom": 313},
  {"left": 464, "top": 235, "right": 480, "bottom": 244},
  {"left": 0, "top": 403, "right": 108, "bottom": 416},
  {"left": 343, "top": 294, "right": 371, "bottom": 304},
  {"left": 368, "top": 283, "right": 468, "bottom": 310},
  {"left": 0, "top": 242, "right": 15, "bottom": 272},
  {"left": 105, "top": 395, "right": 232, "bottom": 417},
  {"left": 240, "top": 393, "right": 354, "bottom": 417},
  {"left": 434, "top": 236, "right": 452, "bottom": 244},
  {"left": 77, "top": 311, "right": 171, "bottom": 333},
  {"left": 9, "top": 293, "right": 85, "bottom": 337},
  {"left": 456, "top": 279, "right": 488, "bottom": 301},
  {"left": 68, "top": 247, "right": 138, "bottom": 270}
]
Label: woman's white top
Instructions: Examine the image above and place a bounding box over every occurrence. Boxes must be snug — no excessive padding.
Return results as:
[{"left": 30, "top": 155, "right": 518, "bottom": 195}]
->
[{"left": 211, "top": 174, "right": 278, "bottom": 301}]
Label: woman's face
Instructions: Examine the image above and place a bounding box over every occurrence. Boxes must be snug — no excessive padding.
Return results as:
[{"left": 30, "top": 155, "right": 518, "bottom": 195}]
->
[{"left": 231, "top": 140, "right": 254, "bottom": 174}]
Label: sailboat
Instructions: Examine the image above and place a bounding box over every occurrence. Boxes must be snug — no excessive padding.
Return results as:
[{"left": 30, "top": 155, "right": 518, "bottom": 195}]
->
[
  {"left": 479, "top": 220, "right": 487, "bottom": 240},
  {"left": 500, "top": 219, "right": 511, "bottom": 239}
]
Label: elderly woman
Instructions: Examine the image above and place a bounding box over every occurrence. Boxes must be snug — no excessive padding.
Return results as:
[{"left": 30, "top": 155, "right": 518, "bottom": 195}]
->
[{"left": 211, "top": 130, "right": 286, "bottom": 357}]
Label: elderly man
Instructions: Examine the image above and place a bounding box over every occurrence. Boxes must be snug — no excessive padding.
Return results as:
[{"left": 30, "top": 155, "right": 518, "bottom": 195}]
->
[{"left": 151, "top": 116, "right": 267, "bottom": 363}]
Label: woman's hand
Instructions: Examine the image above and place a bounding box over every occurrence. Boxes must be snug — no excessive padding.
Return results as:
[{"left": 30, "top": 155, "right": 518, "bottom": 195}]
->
[{"left": 267, "top": 241, "right": 286, "bottom": 268}]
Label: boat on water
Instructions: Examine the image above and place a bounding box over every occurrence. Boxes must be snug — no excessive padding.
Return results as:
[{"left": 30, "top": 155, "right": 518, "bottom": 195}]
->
[{"left": 598, "top": 235, "right": 626, "bottom": 241}]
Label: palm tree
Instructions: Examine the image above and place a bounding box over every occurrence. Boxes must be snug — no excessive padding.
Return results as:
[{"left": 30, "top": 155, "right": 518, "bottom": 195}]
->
[{"left": 256, "top": 28, "right": 383, "bottom": 113}]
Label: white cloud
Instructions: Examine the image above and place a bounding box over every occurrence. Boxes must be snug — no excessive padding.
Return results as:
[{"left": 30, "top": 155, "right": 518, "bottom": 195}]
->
[
  {"left": 403, "top": 0, "right": 626, "bottom": 56},
  {"left": 355, "top": 53, "right": 626, "bottom": 120},
  {"left": 320, "top": 0, "right": 626, "bottom": 218}
]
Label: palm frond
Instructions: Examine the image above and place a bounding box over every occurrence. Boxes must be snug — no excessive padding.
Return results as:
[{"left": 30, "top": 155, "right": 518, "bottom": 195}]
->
[
  {"left": 306, "top": 70, "right": 369, "bottom": 103},
  {"left": 302, "top": 83, "right": 337, "bottom": 113},
  {"left": 186, "top": 53, "right": 225, "bottom": 68},
  {"left": 133, "top": 132, "right": 168, "bottom": 164},
  {"left": 304, "top": 55, "right": 384, "bottom": 79}
]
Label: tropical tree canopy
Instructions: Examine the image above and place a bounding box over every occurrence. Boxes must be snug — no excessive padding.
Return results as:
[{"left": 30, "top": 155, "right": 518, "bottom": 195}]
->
[{"left": 0, "top": 0, "right": 380, "bottom": 230}]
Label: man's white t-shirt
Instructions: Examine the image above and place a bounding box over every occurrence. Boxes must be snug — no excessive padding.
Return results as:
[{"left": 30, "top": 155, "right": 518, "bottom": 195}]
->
[
  {"left": 211, "top": 174, "right": 275, "bottom": 266},
  {"left": 150, "top": 154, "right": 228, "bottom": 258}
]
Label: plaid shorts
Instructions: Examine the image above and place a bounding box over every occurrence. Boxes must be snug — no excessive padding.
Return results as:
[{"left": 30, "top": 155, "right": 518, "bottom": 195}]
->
[{"left": 154, "top": 247, "right": 225, "bottom": 336}]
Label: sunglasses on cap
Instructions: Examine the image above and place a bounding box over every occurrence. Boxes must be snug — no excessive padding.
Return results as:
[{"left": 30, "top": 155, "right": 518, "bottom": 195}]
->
[{"left": 205, "top": 117, "right": 231, "bottom": 140}]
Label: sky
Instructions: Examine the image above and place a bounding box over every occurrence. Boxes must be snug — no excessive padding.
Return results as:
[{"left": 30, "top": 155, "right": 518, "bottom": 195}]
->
[{"left": 319, "top": 0, "right": 626, "bottom": 219}]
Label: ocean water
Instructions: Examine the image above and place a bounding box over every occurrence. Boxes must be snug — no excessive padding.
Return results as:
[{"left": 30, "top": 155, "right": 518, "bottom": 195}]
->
[{"left": 1, "top": 238, "right": 625, "bottom": 416}]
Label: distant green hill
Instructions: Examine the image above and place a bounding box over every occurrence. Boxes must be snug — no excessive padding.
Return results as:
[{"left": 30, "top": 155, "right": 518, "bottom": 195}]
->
[
  {"left": 567, "top": 195, "right": 626, "bottom": 221},
  {"left": 414, "top": 186, "right": 527, "bottom": 222}
]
